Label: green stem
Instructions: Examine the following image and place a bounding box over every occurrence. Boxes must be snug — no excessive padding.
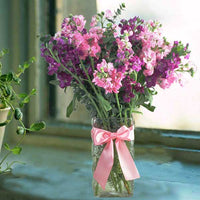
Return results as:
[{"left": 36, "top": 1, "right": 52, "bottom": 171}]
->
[
  {"left": 94, "top": 181, "right": 99, "bottom": 196},
  {"left": 0, "top": 151, "right": 12, "bottom": 166},
  {"left": 49, "top": 49, "right": 104, "bottom": 122},
  {"left": 122, "top": 176, "right": 131, "bottom": 195},
  {"left": 115, "top": 93, "right": 122, "bottom": 123},
  {"left": 0, "top": 99, "right": 27, "bottom": 171},
  {"left": 80, "top": 60, "right": 108, "bottom": 119}
]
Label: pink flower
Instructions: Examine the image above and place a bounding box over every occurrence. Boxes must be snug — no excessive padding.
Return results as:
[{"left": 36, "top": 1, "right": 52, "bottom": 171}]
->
[
  {"left": 105, "top": 10, "right": 113, "bottom": 19},
  {"left": 92, "top": 59, "right": 124, "bottom": 94},
  {"left": 90, "top": 16, "right": 98, "bottom": 27},
  {"left": 83, "top": 33, "right": 101, "bottom": 58},
  {"left": 89, "top": 27, "right": 105, "bottom": 43},
  {"left": 61, "top": 15, "right": 86, "bottom": 37},
  {"left": 139, "top": 22, "right": 172, "bottom": 77},
  {"left": 72, "top": 32, "right": 85, "bottom": 47},
  {"left": 184, "top": 54, "right": 190, "bottom": 59},
  {"left": 157, "top": 73, "right": 177, "bottom": 89},
  {"left": 72, "top": 15, "right": 86, "bottom": 32}
]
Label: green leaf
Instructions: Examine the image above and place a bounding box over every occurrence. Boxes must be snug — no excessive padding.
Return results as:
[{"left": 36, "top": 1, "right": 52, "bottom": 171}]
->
[
  {"left": 117, "top": 9, "right": 121, "bottom": 14},
  {"left": 49, "top": 80, "right": 60, "bottom": 86},
  {"left": 11, "top": 146, "right": 22, "bottom": 155},
  {"left": 29, "top": 121, "right": 46, "bottom": 131},
  {"left": 0, "top": 74, "right": 7, "bottom": 82},
  {"left": 66, "top": 95, "right": 77, "bottom": 118},
  {"left": 66, "top": 100, "right": 74, "bottom": 118},
  {"left": 18, "top": 93, "right": 28, "bottom": 98},
  {"left": 30, "top": 88, "right": 36, "bottom": 95},
  {"left": 6, "top": 73, "right": 13, "bottom": 82},
  {"left": 13, "top": 75, "right": 21, "bottom": 84},
  {"left": 132, "top": 110, "right": 143, "bottom": 114},
  {"left": 142, "top": 103, "right": 155, "bottom": 112},
  {"left": 4, "top": 85, "right": 12, "bottom": 97},
  {"left": 97, "top": 94, "right": 112, "bottom": 112},
  {"left": 14, "top": 108, "right": 23, "bottom": 120},
  {"left": 0, "top": 48, "right": 8, "bottom": 59},
  {"left": 22, "top": 96, "right": 30, "bottom": 104},
  {"left": 4, "top": 143, "right": 11, "bottom": 151},
  {"left": 0, "top": 120, "right": 9, "bottom": 127}
]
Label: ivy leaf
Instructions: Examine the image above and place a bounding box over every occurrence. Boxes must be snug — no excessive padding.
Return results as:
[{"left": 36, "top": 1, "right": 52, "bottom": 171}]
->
[
  {"left": 11, "top": 146, "right": 22, "bottom": 155},
  {"left": 29, "top": 121, "right": 46, "bottom": 131},
  {"left": 97, "top": 94, "right": 112, "bottom": 112}
]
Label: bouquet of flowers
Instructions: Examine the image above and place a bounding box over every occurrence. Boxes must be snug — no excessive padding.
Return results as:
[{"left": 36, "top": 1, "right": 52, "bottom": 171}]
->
[{"left": 40, "top": 3, "right": 194, "bottom": 197}]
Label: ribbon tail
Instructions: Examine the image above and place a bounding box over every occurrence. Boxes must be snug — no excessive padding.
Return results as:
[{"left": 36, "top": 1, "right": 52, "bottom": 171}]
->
[
  {"left": 115, "top": 140, "right": 140, "bottom": 180},
  {"left": 93, "top": 140, "right": 114, "bottom": 190}
]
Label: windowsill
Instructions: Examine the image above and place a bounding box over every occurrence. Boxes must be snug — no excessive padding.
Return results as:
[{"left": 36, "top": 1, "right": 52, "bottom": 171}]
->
[
  {"left": 38, "top": 120, "right": 200, "bottom": 151},
  {"left": 0, "top": 144, "right": 200, "bottom": 200}
]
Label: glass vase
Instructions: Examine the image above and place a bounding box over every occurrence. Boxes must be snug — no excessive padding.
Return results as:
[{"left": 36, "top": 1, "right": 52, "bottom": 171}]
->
[{"left": 91, "top": 117, "right": 135, "bottom": 197}]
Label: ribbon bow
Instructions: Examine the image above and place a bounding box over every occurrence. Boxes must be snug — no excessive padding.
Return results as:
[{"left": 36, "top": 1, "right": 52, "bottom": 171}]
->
[{"left": 91, "top": 125, "right": 140, "bottom": 190}]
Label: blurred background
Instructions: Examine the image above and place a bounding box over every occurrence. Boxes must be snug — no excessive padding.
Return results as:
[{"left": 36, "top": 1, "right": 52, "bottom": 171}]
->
[
  {"left": 0, "top": 1, "right": 200, "bottom": 200},
  {"left": 0, "top": 0, "right": 199, "bottom": 143}
]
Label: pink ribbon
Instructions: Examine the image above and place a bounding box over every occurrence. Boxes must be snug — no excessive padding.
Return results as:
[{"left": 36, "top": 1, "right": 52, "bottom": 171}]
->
[{"left": 91, "top": 125, "right": 140, "bottom": 190}]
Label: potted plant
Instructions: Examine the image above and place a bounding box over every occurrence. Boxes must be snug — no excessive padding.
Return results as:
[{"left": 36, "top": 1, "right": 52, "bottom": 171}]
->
[
  {"left": 0, "top": 49, "right": 45, "bottom": 174},
  {"left": 40, "top": 3, "right": 195, "bottom": 197}
]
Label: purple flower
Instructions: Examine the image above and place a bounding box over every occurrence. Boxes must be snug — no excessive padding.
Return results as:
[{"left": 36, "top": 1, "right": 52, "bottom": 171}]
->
[
  {"left": 122, "top": 76, "right": 136, "bottom": 103},
  {"left": 57, "top": 72, "right": 73, "bottom": 88}
]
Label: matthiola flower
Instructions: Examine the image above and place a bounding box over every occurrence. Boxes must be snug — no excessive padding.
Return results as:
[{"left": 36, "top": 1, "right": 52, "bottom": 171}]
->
[
  {"left": 72, "top": 15, "right": 86, "bottom": 32},
  {"left": 89, "top": 27, "right": 105, "bottom": 41},
  {"left": 57, "top": 71, "right": 73, "bottom": 88},
  {"left": 90, "top": 16, "right": 98, "bottom": 27},
  {"left": 92, "top": 59, "right": 124, "bottom": 94},
  {"left": 157, "top": 72, "right": 178, "bottom": 89},
  {"left": 77, "top": 33, "right": 101, "bottom": 60},
  {"left": 139, "top": 21, "right": 172, "bottom": 76},
  {"left": 122, "top": 76, "right": 135, "bottom": 103},
  {"left": 61, "top": 15, "right": 86, "bottom": 37},
  {"left": 41, "top": 4, "right": 194, "bottom": 117}
]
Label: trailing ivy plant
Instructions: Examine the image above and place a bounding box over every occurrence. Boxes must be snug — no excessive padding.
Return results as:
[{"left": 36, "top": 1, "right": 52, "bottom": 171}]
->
[{"left": 0, "top": 49, "right": 46, "bottom": 174}]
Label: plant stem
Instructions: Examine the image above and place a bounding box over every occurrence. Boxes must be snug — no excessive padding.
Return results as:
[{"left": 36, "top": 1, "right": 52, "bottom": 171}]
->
[
  {"left": 80, "top": 60, "right": 109, "bottom": 120},
  {"left": 49, "top": 49, "right": 105, "bottom": 122},
  {"left": 115, "top": 93, "right": 122, "bottom": 123},
  {"left": 0, "top": 151, "right": 12, "bottom": 166},
  {"left": 0, "top": 100, "right": 27, "bottom": 172},
  {"left": 123, "top": 179, "right": 131, "bottom": 195}
]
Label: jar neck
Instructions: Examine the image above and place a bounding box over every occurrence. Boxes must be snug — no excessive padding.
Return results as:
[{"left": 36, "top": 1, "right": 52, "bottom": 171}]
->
[{"left": 92, "top": 117, "right": 134, "bottom": 132}]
